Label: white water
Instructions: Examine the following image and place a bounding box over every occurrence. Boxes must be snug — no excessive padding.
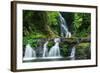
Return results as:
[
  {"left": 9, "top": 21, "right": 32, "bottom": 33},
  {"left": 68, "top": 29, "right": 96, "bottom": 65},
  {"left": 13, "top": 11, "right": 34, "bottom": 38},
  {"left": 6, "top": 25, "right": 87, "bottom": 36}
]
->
[
  {"left": 59, "top": 13, "right": 76, "bottom": 60},
  {"left": 70, "top": 46, "right": 76, "bottom": 60},
  {"left": 42, "top": 41, "right": 48, "bottom": 57},
  {"left": 23, "top": 13, "right": 76, "bottom": 61},
  {"left": 59, "top": 13, "right": 71, "bottom": 38},
  {"left": 48, "top": 38, "right": 61, "bottom": 57},
  {"left": 24, "top": 44, "right": 36, "bottom": 58}
]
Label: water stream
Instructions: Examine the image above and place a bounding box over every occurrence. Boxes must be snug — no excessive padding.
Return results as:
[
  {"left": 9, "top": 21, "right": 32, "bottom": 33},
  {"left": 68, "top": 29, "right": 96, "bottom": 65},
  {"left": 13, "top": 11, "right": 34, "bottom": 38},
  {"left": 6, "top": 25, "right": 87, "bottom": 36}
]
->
[
  {"left": 59, "top": 13, "right": 71, "bottom": 38},
  {"left": 23, "top": 12, "right": 76, "bottom": 60},
  {"left": 24, "top": 44, "right": 36, "bottom": 58},
  {"left": 42, "top": 41, "right": 48, "bottom": 57},
  {"left": 48, "top": 38, "right": 61, "bottom": 58},
  {"left": 69, "top": 46, "right": 76, "bottom": 60}
]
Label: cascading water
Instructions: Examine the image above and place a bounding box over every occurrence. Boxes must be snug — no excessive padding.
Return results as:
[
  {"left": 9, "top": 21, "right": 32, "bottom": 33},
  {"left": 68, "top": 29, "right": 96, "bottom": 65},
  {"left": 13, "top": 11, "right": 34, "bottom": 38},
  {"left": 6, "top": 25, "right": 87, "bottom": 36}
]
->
[
  {"left": 24, "top": 44, "right": 36, "bottom": 58},
  {"left": 42, "top": 41, "right": 48, "bottom": 57},
  {"left": 48, "top": 38, "right": 61, "bottom": 58},
  {"left": 59, "top": 13, "right": 71, "bottom": 38},
  {"left": 59, "top": 12, "right": 76, "bottom": 60},
  {"left": 69, "top": 46, "right": 76, "bottom": 60},
  {"left": 23, "top": 12, "right": 77, "bottom": 61}
]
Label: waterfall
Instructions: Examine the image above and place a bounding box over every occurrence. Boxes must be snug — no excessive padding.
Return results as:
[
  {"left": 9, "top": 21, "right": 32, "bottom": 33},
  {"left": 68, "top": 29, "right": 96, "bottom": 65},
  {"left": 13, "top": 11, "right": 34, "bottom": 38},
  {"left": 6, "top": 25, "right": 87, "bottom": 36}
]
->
[
  {"left": 23, "top": 12, "right": 77, "bottom": 61},
  {"left": 59, "top": 13, "right": 76, "bottom": 60},
  {"left": 42, "top": 41, "right": 48, "bottom": 57},
  {"left": 59, "top": 13, "right": 71, "bottom": 38},
  {"left": 48, "top": 38, "right": 61, "bottom": 57},
  {"left": 24, "top": 44, "right": 36, "bottom": 58},
  {"left": 70, "top": 46, "right": 76, "bottom": 60}
]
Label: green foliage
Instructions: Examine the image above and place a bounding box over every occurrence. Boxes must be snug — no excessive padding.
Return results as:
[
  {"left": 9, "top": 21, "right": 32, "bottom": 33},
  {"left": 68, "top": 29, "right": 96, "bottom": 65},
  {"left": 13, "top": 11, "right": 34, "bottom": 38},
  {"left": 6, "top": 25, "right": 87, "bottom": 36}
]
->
[
  {"left": 60, "top": 42, "right": 69, "bottom": 57},
  {"left": 73, "top": 13, "right": 83, "bottom": 31},
  {"left": 23, "top": 10, "right": 91, "bottom": 59},
  {"left": 48, "top": 12, "right": 59, "bottom": 26},
  {"left": 47, "top": 41, "right": 55, "bottom": 51},
  {"left": 75, "top": 43, "right": 90, "bottom": 59},
  {"left": 47, "top": 12, "right": 60, "bottom": 36},
  {"left": 71, "top": 13, "right": 91, "bottom": 37},
  {"left": 23, "top": 36, "right": 38, "bottom": 48},
  {"left": 23, "top": 10, "right": 91, "bottom": 39}
]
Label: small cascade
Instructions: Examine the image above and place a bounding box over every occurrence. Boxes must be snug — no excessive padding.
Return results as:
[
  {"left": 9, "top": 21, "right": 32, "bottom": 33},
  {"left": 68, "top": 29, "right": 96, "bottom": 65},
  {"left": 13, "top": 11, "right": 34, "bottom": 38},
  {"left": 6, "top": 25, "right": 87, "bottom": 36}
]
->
[
  {"left": 59, "top": 13, "right": 71, "bottom": 38},
  {"left": 42, "top": 41, "right": 48, "bottom": 57},
  {"left": 70, "top": 46, "right": 76, "bottom": 60},
  {"left": 48, "top": 38, "right": 61, "bottom": 57},
  {"left": 24, "top": 44, "right": 36, "bottom": 58},
  {"left": 23, "top": 12, "right": 79, "bottom": 61}
]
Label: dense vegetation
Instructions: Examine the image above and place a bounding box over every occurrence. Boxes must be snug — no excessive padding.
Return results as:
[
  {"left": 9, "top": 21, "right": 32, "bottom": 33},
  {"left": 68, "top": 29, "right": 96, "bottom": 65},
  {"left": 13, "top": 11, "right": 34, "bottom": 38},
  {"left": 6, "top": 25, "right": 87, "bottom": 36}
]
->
[{"left": 23, "top": 10, "right": 91, "bottom": 59}]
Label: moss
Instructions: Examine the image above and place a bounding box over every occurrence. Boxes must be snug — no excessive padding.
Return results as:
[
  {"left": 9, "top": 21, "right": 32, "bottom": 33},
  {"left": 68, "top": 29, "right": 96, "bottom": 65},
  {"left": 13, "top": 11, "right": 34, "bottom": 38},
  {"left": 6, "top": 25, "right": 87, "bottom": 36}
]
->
[
  {"left": 75, "top": 43, "right": 90, "bottom": 59},
  {"left": 47, "top": 41, "right": 55, "bottom": 51},
  {"left": 59, "top": 42, "right": 69, "bottom": 57}
]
